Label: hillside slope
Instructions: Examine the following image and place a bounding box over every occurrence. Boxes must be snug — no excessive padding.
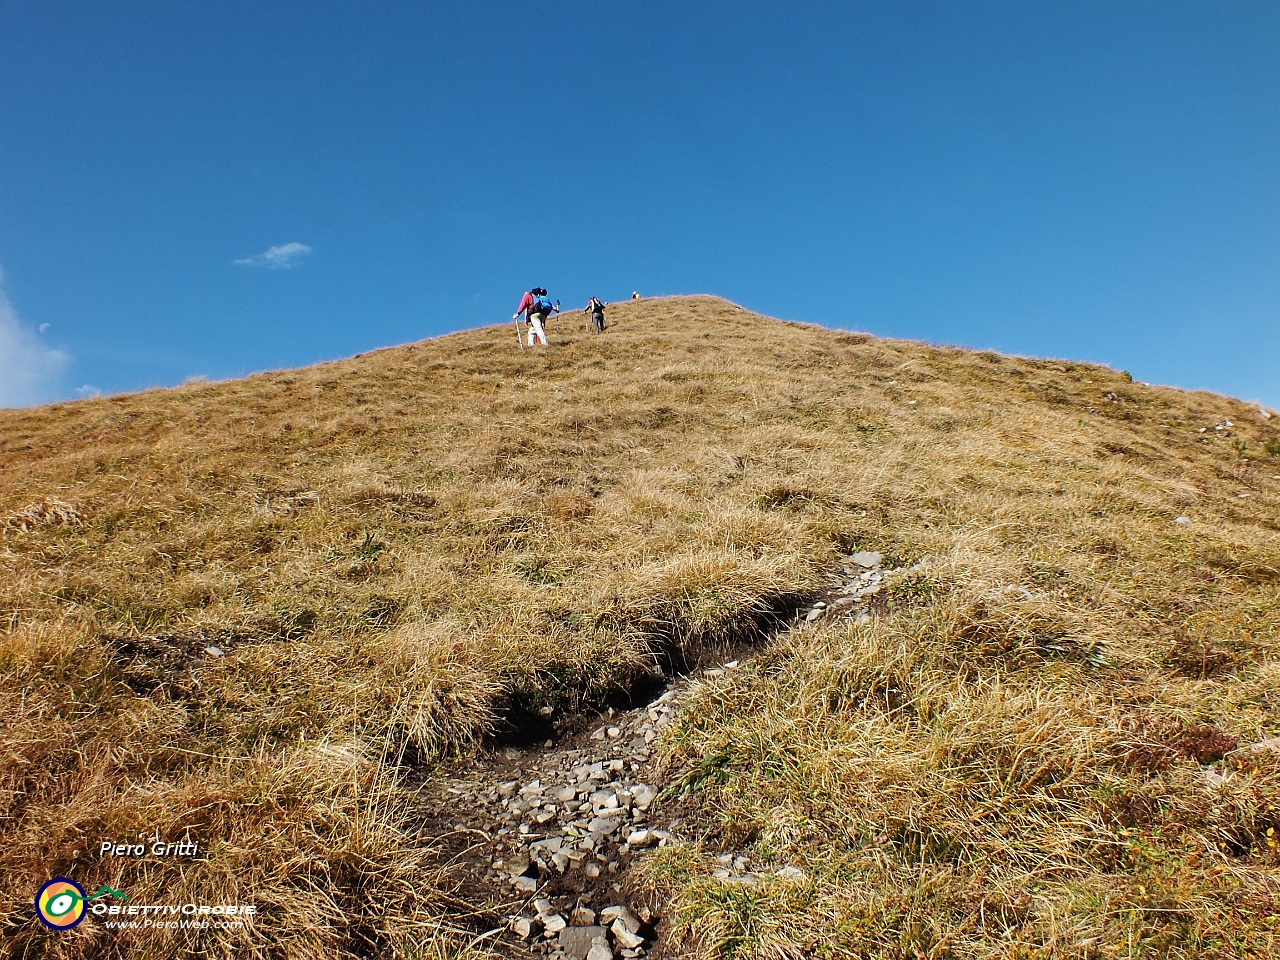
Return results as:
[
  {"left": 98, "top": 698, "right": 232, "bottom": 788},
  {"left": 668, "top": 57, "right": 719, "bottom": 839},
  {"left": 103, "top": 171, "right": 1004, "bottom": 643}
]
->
[{"left": 2, "top": 296, "right": 1279, "bottom": 958}]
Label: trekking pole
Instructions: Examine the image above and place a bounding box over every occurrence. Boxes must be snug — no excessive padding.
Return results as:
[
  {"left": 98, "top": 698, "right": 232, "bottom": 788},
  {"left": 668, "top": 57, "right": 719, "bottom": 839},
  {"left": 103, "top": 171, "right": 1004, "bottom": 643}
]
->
[
  {"left": 514, "top": 317, "right": 525, "bottom": 350},
  {"left": 554, "top": 301, "right": 561, "bottom": 337}
]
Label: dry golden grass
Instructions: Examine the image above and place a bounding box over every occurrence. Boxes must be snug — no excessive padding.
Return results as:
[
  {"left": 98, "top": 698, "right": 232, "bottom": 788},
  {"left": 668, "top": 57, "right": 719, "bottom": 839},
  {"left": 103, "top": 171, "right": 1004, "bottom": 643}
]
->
[{"left": 1, "top": 296, "right": 1278, "bottom": 957}]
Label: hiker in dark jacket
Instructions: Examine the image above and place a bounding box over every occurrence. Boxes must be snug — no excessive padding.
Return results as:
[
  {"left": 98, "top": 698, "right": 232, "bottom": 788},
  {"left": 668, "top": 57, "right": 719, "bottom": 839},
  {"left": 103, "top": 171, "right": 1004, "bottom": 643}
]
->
[{"left": 585, "top": 297, "right": 606, "bottom": 333}]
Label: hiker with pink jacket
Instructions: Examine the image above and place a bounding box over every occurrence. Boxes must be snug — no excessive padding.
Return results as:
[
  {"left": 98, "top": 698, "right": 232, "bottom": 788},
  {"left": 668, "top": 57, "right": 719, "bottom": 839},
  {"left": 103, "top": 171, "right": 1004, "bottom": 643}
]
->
[{"left": 514, "top": 287, "right": 557, "bottom": 347}]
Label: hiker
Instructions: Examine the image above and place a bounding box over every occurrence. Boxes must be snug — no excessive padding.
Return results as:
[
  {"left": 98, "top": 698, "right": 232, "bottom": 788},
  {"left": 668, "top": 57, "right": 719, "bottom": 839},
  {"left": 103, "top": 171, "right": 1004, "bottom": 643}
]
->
[
  {"left": 514, "top": 287, "right": 557, "bottom": 347},
  {"left": 585, "top": 297, "right": 606, "bottom": 333},
  {"left": 631, "top": 291, "right": 641, "bottom": 300}
]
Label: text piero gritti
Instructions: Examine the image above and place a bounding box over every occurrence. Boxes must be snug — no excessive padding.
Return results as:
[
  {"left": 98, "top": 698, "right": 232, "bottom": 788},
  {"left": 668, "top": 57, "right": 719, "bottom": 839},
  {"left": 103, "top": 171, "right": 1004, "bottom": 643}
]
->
[{"left": 99, "top": 840, "right": 200, "bottom": 858}]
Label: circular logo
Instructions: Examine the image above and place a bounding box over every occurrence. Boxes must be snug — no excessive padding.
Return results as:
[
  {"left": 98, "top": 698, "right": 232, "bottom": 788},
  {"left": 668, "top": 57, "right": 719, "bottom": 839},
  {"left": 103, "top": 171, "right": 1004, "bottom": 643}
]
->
[{"left": 35, "top": 878, "right": 87, "bottom": 930}]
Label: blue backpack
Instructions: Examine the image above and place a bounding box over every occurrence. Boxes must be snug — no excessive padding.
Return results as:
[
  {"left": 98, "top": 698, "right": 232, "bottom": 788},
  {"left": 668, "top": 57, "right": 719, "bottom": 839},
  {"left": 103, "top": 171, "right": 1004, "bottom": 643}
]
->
[{"left": 532, "top": 293, "right": 554, "bottom": 315}]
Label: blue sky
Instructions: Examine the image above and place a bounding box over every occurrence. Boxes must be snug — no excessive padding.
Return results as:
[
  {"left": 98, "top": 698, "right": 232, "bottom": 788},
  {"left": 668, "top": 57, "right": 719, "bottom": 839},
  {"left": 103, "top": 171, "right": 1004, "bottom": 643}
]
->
[{"left": 1, "top": 1, "right": 1276, "bottom": 408}]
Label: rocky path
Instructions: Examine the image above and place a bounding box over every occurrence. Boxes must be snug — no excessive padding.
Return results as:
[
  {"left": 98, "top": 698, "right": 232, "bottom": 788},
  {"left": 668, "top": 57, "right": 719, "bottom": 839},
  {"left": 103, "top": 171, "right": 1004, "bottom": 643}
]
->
[{"left": 418, "top": 551, "right": 897, "bottom": 959}]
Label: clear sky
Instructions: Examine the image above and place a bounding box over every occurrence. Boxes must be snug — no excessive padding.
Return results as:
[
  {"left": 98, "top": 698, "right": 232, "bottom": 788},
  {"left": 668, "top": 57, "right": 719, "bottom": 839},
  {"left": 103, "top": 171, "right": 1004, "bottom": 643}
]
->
[{"left": 1, "top": 1, "right": 1276, "bottom": 409}]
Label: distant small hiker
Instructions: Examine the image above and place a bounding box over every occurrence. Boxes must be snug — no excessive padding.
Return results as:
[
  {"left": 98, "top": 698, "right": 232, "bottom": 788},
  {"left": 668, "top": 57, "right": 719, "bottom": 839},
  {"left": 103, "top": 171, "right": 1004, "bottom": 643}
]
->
[
  {"left": 631, "top": 291, "right": 641, "bottom": 300},
  {"left": 585, "top": 297, "right": 606, "bottom": 333},
  {"left": 514, "top": 287, "right": 558, "bottom": 347}
]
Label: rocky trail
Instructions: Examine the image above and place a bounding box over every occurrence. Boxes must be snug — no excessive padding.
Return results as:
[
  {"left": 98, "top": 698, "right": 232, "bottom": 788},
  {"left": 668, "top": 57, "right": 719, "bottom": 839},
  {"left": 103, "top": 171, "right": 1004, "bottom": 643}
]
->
[{"left": 416, "top": 551, "right": 897, "bottom": 959}]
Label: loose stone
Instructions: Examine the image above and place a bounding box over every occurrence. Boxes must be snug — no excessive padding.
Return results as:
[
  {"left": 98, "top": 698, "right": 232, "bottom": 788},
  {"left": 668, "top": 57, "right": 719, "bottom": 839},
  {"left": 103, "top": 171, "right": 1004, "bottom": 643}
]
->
[
  {"left": 611, "top": 920, "right": 645, "bottom": 949},
  {"left": 510, "top": 915, "right": 542, "bottom": 939},
  {"left": 559, "top": 926, "right": 606, "bottom": 959},
  {"left": 543, "top": 913, "right": 568, "bottom": 934}
]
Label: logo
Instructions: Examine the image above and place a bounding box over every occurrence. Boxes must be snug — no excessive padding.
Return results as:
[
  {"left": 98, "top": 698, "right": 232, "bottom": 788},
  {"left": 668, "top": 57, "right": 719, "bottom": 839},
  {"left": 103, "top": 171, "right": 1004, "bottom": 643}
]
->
[
  {"left": 35, "top": 879, "right": 128, "bottom": 931},
  {"left": 35, "top": 879, "right": 86, "bottom": 930}
]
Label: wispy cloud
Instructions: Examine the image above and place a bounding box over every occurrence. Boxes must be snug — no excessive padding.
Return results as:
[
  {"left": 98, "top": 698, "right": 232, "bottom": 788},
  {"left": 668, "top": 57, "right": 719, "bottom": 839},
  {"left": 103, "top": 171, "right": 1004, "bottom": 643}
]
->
[
  {"left": 233, "top": 242, "right": 313, "bottom": 269},
  {"left": 0, "top": 267, "right": 68, "bottom": 408}
]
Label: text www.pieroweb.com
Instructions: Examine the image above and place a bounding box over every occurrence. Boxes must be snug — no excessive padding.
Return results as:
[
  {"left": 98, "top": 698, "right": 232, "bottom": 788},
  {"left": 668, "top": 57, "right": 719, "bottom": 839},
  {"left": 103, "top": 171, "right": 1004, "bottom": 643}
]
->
[
  {"left": 92, "top": 903, "right": 254, "bottom": 931},
  {"left": 103, "top": 918, "right": 245, "bottom": 930}
]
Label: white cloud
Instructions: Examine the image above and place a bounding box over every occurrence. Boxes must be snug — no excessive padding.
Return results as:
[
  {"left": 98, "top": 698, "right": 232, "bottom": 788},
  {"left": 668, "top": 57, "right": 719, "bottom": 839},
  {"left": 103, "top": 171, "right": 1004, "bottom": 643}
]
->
[
  {"left": 0, "top": 268, "right": 68, "bottom": 408},
  {"left": 233, "top": 242, "right": 313, "bottom": 269},
  {"left": 76, "top": 384, "right": 102, "bottom": 399}
]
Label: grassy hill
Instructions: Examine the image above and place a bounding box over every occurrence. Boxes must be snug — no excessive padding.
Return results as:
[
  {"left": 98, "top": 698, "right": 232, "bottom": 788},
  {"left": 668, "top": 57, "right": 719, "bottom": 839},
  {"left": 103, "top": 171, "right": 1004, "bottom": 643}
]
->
[{"left": 2, "top": 295, "right": 1279, "bottom": 958}]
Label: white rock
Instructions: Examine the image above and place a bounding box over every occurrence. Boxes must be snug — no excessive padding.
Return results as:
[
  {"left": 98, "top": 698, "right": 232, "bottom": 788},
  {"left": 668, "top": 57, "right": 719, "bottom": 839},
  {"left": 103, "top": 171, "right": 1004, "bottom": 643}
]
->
[
  {"left": 586, "top": 941, "right": 614, "bottom": 960},
  {"left": 560, "top": 926, "right": 608, "bottom": 959},
  {"left": 205, "top": 646, "right": 224, "bottom": 657},
  {"left": 851, "top": 551, "right": 882, "bottom": 567},
  {"left": 510, "top": 915, "right": 542, "bottom": 939},
  {"left": 611, "top": 919, "right": 645, "bottom": 949},
  {"left": 631, "top": 785, "right": 656, "bottom": 809},
  {"left": 804, "top": 608, "right": 824, "bottom": 622},
  {"left": 544, "top": 912, "right": 568, "bottom": 934},
  {"left": 1174, "top": 516, "right": 1191, "bottom": 525},
  {"left": 589, "top": 789, "right": 613, "bottom": 807},
  {"left": 626, "top": 829, "right": 655, "bottom": 848},
  {"left": 588, "top": 816, "right": 620, "bottom": 836},
  {"left": 602, "top": 906, "right": 641, "bottom": 934}
]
